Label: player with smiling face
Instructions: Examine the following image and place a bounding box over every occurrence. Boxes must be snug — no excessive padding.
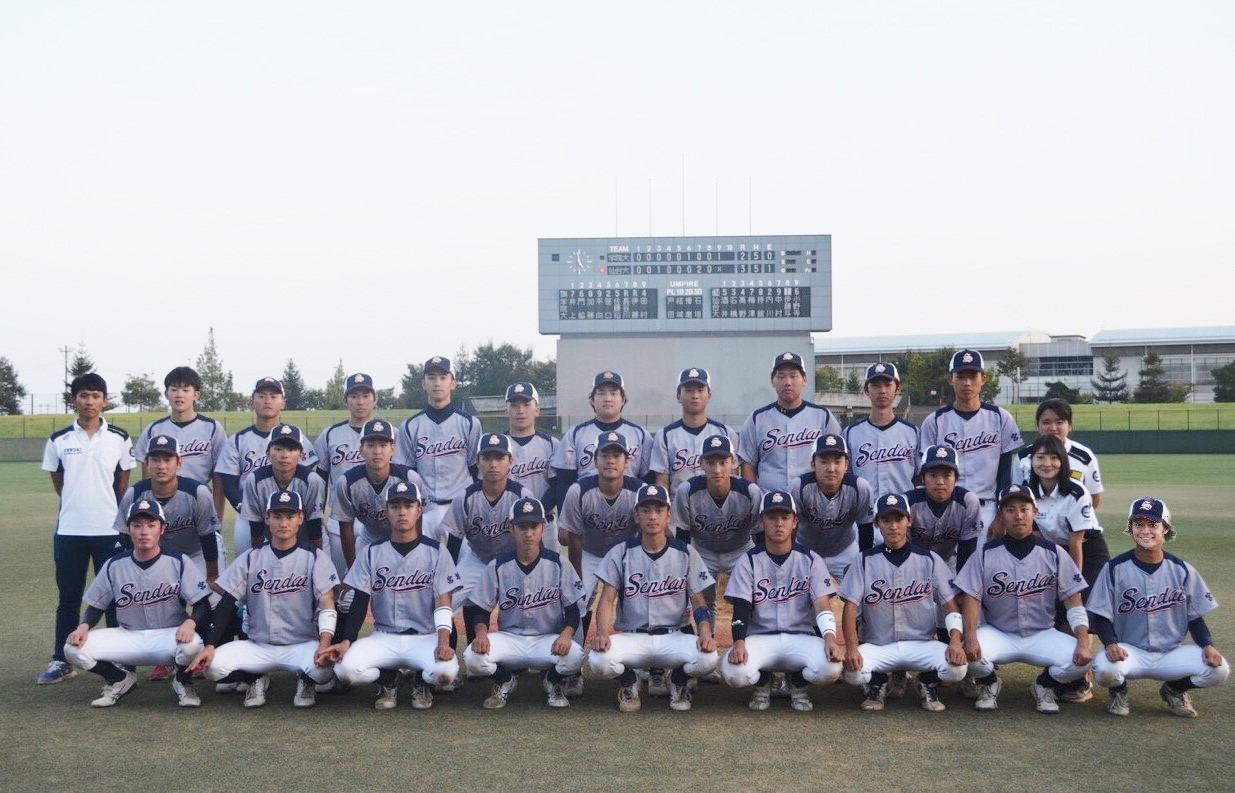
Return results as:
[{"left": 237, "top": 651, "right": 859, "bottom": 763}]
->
[
  {"left": 1016, "top": 398, "right": 1104, "bottom": 510},
  {"left": 651, "top": 368, "right": 739, "bottom": 490}
]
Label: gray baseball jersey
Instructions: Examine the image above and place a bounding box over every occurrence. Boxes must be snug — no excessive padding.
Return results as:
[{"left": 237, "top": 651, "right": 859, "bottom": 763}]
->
[
  {"left": 1030, "top": 480, "right": 1097, "bottom": 547},
  {"left": 114, "top": 477, "right": 219, "bottom": 557},
  {"left": 510, "top": 431, "right": 559, "bottom": 502},
  {"left": 596, "top": 537, "right": 714, "bottom": 632},
  {"left": 551, "top": 419, "right": 652, "bottom": 479},
  {"left": 906, "top": 485, "right": 983, "bottom": 562},
  {"left": 844, "top": 417, "right": 920, "bottom": 501},
  {"left": 725, "top": 543, "right": 835, "bottom": 635},
  {"left": 738, "top": 401, "right": 841, "bottom": 493},
  {"left": 650, "top": 419, "right": 739, "bottom": 489},
  {"left": 558, "top": 474, "right": 642, "bottom": 558},
  {"left": 136, "top": 415, "right": 228, "bottom": 483},
  {"left": 954, "top": 536, "right": 1086, "bottom": 636},
  {"left": 217, "top": 424, "right": 319, "bottom": 507},
  {"left": 394, "top": 406, "right": 483, "bottom": 503},
  {"left": 1087, "top": 551, "right": 1217, "bottom": 653},
  {"left": 214, "top": 542, "right": 339, "bottom": 644},
  {"left": 344, "top": 537, "right": 462, "bottom": 634},
  {"left": 670, "top": 475, "right": 761, "bottom": 554},
  {"left": 84, "top": 550, "right": 210, "bottom": 631},
  {"left": 440, "top": 480, "right": 530, "bottom": 564},
  {"left": 240, "top": 465, "right": 326, "bottom": 525},
  {"left": 792, "top": 472, "right": 875, "bottom": 558},
  {"left": 839, "top": 544, "right": 956, "bottom": 643},
  {"left": 469, "top": 549, "right": 586, "bottom": 636},
  {"left": 313, "top": 420, "right": 366, "bottom": 488},
  {"left": 1016, "top": 438, "right": 1104, "bottom": 497},
  {"left": 917, "top": 404, "right": 1022, "bottom": 501},
  {"left": 331, "top": 463, "right": 426, "bottom": 541}
]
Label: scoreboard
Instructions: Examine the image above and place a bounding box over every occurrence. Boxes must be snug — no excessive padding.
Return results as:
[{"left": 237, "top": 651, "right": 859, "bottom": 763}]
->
[{"left": 538, "top": 235, "right": 831, "bottom": 335}]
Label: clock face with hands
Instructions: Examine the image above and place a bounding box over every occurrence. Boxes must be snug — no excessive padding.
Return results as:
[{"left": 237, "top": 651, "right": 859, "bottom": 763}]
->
[{"left": 567, "top": 249, "right": 593, "bottom": 274}]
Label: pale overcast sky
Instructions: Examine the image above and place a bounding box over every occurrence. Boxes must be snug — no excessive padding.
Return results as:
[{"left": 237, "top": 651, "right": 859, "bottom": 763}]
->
[{"left": 2, "top": 2, "right": 1231, "bottom": 408}]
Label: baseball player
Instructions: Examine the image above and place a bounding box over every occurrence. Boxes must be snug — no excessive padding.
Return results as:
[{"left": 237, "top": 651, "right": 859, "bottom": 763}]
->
[
  {"left": 394, "top": 356, "right": 484, "bottom": 542},
  {"left": 314, "top": 372, "right": 379, "bottom": 577},
  {"left": 588, "top": 484, "right": 719, "bottom": 712},
  {"left": 1015, "top": 398, "right": 1104, "bottom": 510},
  {"left": 790, "top": 433, "right": 875, "bottom": 580},
  {"left": 321, "top": 480, "right": 462, "bottom": 711},
  {"left": 839, "top": 493, "right": 968, "bottom": 712},
  {"left": 189, "top": 489, "right": 340, "bottom": 708},
  {"left": 63, "top": 499, "right": 211, "bottom": 707},
  {"left": 739, "top": 352, "right": 841, "bottom": 494},
  {"left": 720, "top": 490, "right": 844, "bottom": 712},
  {"left": 954, "top": 485, "right": 1094, "bottom": 713},
  {"left": 918, "top": 349, "right": 1022, "bottom": 533},
  {"left": 1088, "top": 498, "right": 1229, "bottom": 717},
  {"left": 651, "top": 368, "right": 739, "bottom": 490},
  {"left": 240, "top": 424, "right": 326, "bottom": 549},
  {"left": 504, "top": 381, "right": 563, "bottom": 544},
  {"left": 844, "top": 362, "right": 919, "bottom": 502},
  {"left": 462, "top": 497, "right": 586, "bottom": 709},
  {"left": 905, "top": 445, "right": 983, "bottom": 572},
  {"left": 550, "top": 370, "right": 652, "bottom": 509}
]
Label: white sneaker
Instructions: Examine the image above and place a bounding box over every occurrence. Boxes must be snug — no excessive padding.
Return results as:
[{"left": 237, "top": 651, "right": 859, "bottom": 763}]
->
[
  {"left": 1160, "top": 683, "right": 1198, "bottom": 718},
  {"left": 974, "top": 678, "right": 1001, "bottom": 711},
  {"left": 618, "top": 683, "right": 641, "bottom": 712},
  {"left": 546, "top": 681, "right": 569, "bottom": 708},
  {"left": 789, "top": 685, "right": 814, "bottom": 712},
  {"left": 243, "top": 675, "right": 270, "bottom": 708},
  {"left": 374, "top": 683, "right": 399, "bottom": 710},
  {"left": 1108, "top": 690, "right": 1130, "bottom": 717},
  {"left": 483, "top": 678, "right": 517, "bottom": 710},
  {"left": 918, "top": 681, "right": 946, "bottom": 713},
  {"left": 172, "top": 679, "right": 201, "bottom": 708},
  {"left": 647, "top": 669, "right": 669, "bottom": 697},
  {"left": 860, "top": 683, "right": 887, "bottom": 712},
  {"left": 748, "top": 681, "right": 772, "bottom": 711},
  {"left": 293, "top": 678, "right": 317, "bottom": 708},
  {"left": 1030, "top": 681, "right": 1059, "bottom": 714},
  {"left": 668, "top": 677, "right": 693, "bottom": 711},
  {"left": 410, "top": 681, "right": 434, "bottom": 710},
  {"left": 90, "top": 670, "right": 137, "bottom": 707}
]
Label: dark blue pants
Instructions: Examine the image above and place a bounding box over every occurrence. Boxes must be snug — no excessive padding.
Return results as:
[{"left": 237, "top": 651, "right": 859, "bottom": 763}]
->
[{"left": 53, "top": 534, "right": 121, "bottom": 661}]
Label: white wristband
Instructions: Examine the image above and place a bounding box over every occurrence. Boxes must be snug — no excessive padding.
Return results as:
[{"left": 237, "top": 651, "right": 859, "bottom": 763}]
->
[
  {"left": 317, "top": 609, "right": 337, "bottom": 637},
  {"left": 1067, "top": 606, "right": 1089, "bottom": 631},
  {"left": 944, "top": 611, "right": 964, "bottom": 635},
  {"left": 434, "top": 606, "right": 454, "bottom": 633},
  {"left": 815, "top": 610, "right": 837, "bottom": 638}
]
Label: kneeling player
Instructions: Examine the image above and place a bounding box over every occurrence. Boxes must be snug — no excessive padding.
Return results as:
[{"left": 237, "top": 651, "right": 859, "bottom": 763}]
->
[
  {"left": 64, "top": 499, "right": 211, "bottom": 707},
  {"left": 720, "top": 491, "right": 844, "bottom": 712},
  {"left": 589, "top": 484, "right": 719, "bottom": 712},
  {"left": 462, "top": 497, "right": 586, "bottom": 709},
  {"left": 1088, "top": 498, "right": 1229, "bottom": 717},
  {"left": 189, "top": 490, "right": 339, "bottom": 708},
  {"left": 840, "top": 494, "right": 967, "bottom": 712},
  {"left": 955, "top": 485, "right": 1093, "bottom": 713},
  {"left": 324, "top": 480, "right": 461, "bottom": 710}
]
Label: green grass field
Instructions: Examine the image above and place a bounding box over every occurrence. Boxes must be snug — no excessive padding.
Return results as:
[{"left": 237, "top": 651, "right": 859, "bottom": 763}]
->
[{"left": 2, "top": 457, "right": 1233, "bottom": 792}]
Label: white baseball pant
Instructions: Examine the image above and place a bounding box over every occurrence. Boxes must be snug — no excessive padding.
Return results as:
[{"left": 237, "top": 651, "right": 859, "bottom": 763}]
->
[
  {"left": 334, "top": 633, "right": 460, "bottom": 687},
  {"left": 967, "top": 625, "right": 1090, "bottom": 682},
  {"left": 463, "top": 632, "right": 585, "bottom": 678},
  {"left": 1094, "top": 644, "right": 1231, "bottom": 689},
  {"left": 64, "top": 627, "right": 203, "bottom": 671},
  {"left": 841, "top": 640, "right": 967, "bottom": 686},
  {"left": 205, "top": 639, "right": 333, "bottom": 684},
  {"left": 721, "top": 633, "right": 842, "bottom": 687},
  {"left": 589, "top": 633, "right": 718, "bottom": 679}
]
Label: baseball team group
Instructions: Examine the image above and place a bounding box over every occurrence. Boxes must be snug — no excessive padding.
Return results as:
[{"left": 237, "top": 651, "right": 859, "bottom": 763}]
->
[{"left": 40, "top": 349, "right": 1228, "bottom": 718}]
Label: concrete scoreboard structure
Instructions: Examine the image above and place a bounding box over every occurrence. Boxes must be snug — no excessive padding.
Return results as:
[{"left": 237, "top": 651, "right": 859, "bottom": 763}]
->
[{"left": 539, "top": 235, "right": 832, "bottom": 427}]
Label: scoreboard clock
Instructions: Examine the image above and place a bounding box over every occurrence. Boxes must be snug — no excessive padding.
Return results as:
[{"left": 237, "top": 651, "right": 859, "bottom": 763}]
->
[{"left": 538, "top": 235, "right": 832, "bottom": 335}]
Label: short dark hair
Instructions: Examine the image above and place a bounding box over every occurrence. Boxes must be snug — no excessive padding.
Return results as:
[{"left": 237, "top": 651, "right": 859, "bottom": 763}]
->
[
  {"left": 164, "top": 366, "right": 202, "bottom": 391},
  {"left": 1028, "top": 435, "right": 1072, "bottom": 488},
  {"left": 70, "top": 373, "right": 107, "bottom": 396},
  {"left": 1035, "top": 398, "right": 1073, "bottom": 424}
]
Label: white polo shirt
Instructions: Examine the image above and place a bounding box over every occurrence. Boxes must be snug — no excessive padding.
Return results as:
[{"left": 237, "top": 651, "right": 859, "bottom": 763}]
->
[{"left": 42, "top": 418, "right": 136, "bottom": 537}]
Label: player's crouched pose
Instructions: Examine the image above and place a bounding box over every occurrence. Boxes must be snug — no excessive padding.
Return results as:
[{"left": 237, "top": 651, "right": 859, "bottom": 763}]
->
[
  {"left": 323, "top": 480, "right": 462, "bottom": 711},
  {"left": 1088, "top": 498, "right": 1229, "bottom": 717},
  {"left": 189, "top": 489, "right": 339, "bottom": 709},
  {"left": 721, "top": 491, "right": 844, "bottom": 712},
  {"left": 955, "top": 485, "right": 1093, "bottom": 714},
  {"left": 840, "top": 494, "right": 967, "bottom": 713},
  {"left": 463, "top": 497, "right": 586, "bottom": 709},
  {"left": 64, "top": 500, "right": 210, "bottom": 707},
  {"left": 589, "top": 484, "right": 719, "bottom": 712}
]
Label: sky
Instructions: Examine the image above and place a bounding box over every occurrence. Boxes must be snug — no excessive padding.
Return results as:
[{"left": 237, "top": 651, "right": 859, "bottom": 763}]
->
[{"left": 2, "top": 1, "right": 1231, "bottom": 410}]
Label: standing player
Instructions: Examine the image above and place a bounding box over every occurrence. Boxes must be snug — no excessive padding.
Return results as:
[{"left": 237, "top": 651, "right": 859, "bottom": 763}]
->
[
  {"left": 918, "top": 349, "right": 1022, "bottom": 533},
  {"left": 462, "top": 497, "right": 586, "bottom": 709},
  {"left": 839, "top": 494, "right": 968, "bottom": 712},
  {"left": 240, "top": 424, "right": 326, "bottom": 549},
  {"left": 905, "top": 445, "right": 983, "bottom": 572},
  {"left": 63, "top": 499, "right": 210, "bottom": 707},
  {"left": 651, "top": 368, "right": 739, "bottom": 490},
  {"left": 504, "top": 381, "right": 559, "bottom": 504},
  {"left": 954, "top": 485, "right": 1093, "bottom": 713},
  {"left": 190, "top": 490, "right": 339, "bottom": 708},
  {"left": 739, "top": 352, "right": 841, "bottom": 494},
  {"left": 314, "top": 372, "right": 379, "bottom": 577},
  {"left": 844, "top": 362, "right": 918, "bottom": 502},
  {"left": 1088, "top": 498, "right": 1229, "bottom": 717},
  {"left": 588, "top": 484, "right": 719, "bottom": 712},
  {"left": 551, "top": 371, "right": 652, "bottom": 507},
  {"left": 791, "top": 434, "right": 874, "bottom": 580},
  {"left": 39, "top": 372, "right": 136, "bottom": 685},
  {"left": 1016, "top": 398, "right": 1104, "bottom": 509},
  {"left": 720, "top": 491, "right": 844, "bottom": 712},
  {"left": 394, "top": 356, "right": 483, "bottom": 542}
]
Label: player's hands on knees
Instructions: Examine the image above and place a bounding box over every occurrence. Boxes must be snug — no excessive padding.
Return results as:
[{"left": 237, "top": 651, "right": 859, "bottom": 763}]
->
[
  {"left": 945, "top": 641, "right": 967, "bottom": 667},
  {"left": 592, "top": 633, "right": 611, "bottom": 653},
  {"left": 551, "top": 634, "right": 573, "bottom": 657},
  {"left": 435, "top": 645, "right": 455, "bottom": 662},
  {"left": 825, "top": 637, "right": 845, "bottom": 663},
  {"left": 698, "top": 635, "right": 716, "bottom": 653},
  {"left": 314, "top": 646, "right": 339, "bottom": 667},
  {"left": 843, "top": 644, "right": 863, "bottom": 672},
  {"left": 727, "top": 641, "right": 748, "bottom": 666},
  {"left": 472, "top": 634, "right": 490, "bottom": 655},
  {"left": 175, "top": 620, "right": 197, "bottom": 644},
  {"left": 320, "top": 641, "right": 350, "bottom": 664},
  {"left": 66, "top": 624, "right": 89, "bottom": 647},
  {"left": 1073, "top": 640, "right": 1094, "bottom": 668},
  {"left": 1104, "top": 642, "right": 1128, "bottom": 663},
  {"left": 1202, "top": 645, "right": 1225, "bottom": 668},
  {"left": 963, "top": 636, "right": 982, "bottom": 663},
  {"left": 189, "top": 646, "right": 215, "bottom": 674}
]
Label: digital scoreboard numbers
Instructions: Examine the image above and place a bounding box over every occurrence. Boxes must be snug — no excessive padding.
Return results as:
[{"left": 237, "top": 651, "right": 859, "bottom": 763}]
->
[{"left": 538, "top": 235, "right": 831, "bottom": 334}]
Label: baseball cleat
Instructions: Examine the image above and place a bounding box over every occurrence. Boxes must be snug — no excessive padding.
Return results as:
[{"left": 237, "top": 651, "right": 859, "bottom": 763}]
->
[
  {"left": 546, "top": 681, "right": 569, "bottom": 708},
  {"left": 974, "top": 678, "right": 1001, "bottom": 711},
  {"left": 374, "top": 683, "right": 399, "bottom": 710},
  {"left": 918, "top": 681, "right": 946, "bottom": 713},
  {"left": 564, "top": 674, "right": 584, "bottom": 699},
  {"left": 483, "top": 678, "right": 517, "bottom": 710},
  {"left": 748, "top": 681, "right": 772, "bottom": 711},
  {"left": 617, "top": 683, "right": 641, "bottom": 712},
  {"left": 243, "top": 675, "right": 270, "bottom": 708},
  {"left": 958, "top": 675, "right": 981, "bottom": 700},
  {"left": 38, "top": 660, "right": 78, "bottom": 685},
  {"left": 172, "top": 679, "right": 201, "bottom": 708},
  {"left": 410, "top": 681, "right": 434, "bottom": 710},
  {"left": 1159, "top": 683, "right": 1197, "bottom": 718},
  {"left": 789, "top": 685, "right": 814, "bottom": 712},
  {"left": 149, "top": 665, "right": 172, "bottom": 681},
  {"left": 668, "top": 677, "right": 693, "bottom": 711},
  {"left": 1030, "top": 682, "right": 1060, "bottom": 714},
  {"left": 860, "top": 683, "right": 886, "bottom": 712},
  {"left": 90, "top": 670, "right": 137, "bottom": 707},
  {"left": 293, "top": 678, "right": 318, "bottom": 708},
  {"left": 1107, "top": 690, "right": 1130, "bottom": 717},
  {"left": 886, "top": 671, "right": 909, "bottom": 699},
  {"left": 647, "top": 668, "right": 668, "bottom": 697},
  {"left": 1060, "top": 680, "right": 1094, "bottom": 704}
]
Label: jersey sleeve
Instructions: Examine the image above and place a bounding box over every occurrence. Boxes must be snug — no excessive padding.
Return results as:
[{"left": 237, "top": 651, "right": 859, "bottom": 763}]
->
[
  {"left": 1000, "top": 410, "right": 1023, "bottom": 454},
  {"left": 332, "top": 476, "right": 355, "bottom": 522},
  {"left": 1085, "top": 562, "right": 1115, "bottom": 621},
  {"left": 810, "top": 552, "right": 838, "bottom": 599},
  {"left": 240, "top": 476, "right": 262, "bottom": 522},
  {"left": 82, "top": 559, "right": 115, "bottom": 610},
  {"left": 633, "top": 426, "right": 652, "bottom": 478},
  {"left": 822, "top": 409, "right": 841, "bottom": 437},
  {"left": 961, "top": 491, "right": 983, "bottom": 542},
  {"left": 649, "top": 429, "right": 669, "bottom": 475},
  {"left": 1068, "top": 491, "right": 1097, "bottom": 534},
  {"left": 558, "top": 484, "right": 584, "bottom": 535},
  {"left": 855, "top": 477, "right": 875, "bottom": 525},
  {"left": 434, "top": 546, "right": 463, "bottom": 599},
  {"left": 737, "top": 414, "right": 759, "bottom": 467},
  {"left": 440, "top": 495, "right": 468, "bottom": 539},
  {"left": 41, "top": 437, "right": 61, "bottom": 473},
  {"left": 465, "top": 417, "right": 483, "bottom": 468},
  {"left": 114, "top": 488, "right": 134, "bottom": 534},
  {"left": 594, "top": 543, "right": 625, "bottom": 589},
  {"left": 306, "top": 475, "right": 326, "bottom": 522},
  {"left": 837, "top": 556, "right": 865, "bottom": 604},
  {"left": 134, "top": 424, "right": 152, "bottom": 465},
  {"left": 312, "top": 429, "right": 331, "bottom": 477},
  {"left": 393, "top": 420, "right": 413, "bottom": 468},
  {"left": 1085, "top": 453, "right": 1104, "bottom": 496},
  {"left": 311, "top": 548, "right": 340, "bottom": 598},
  {"left": 670, "top": 481, "right": 692, "bottom": 533},
  {"left": 559, "top": 558, "right": 586, "bottom": 608},
  {"left": 725, "top": 554, "right": 753, "bottom": 602},
  {"left": 469, "top": 560, "right": 500, "bottom": 612},
  {"left": 195, "top": 484, "right": 221, "bottom": 537},
  {"left": 208, "top": 422, "right": 228, "bottom": 470},
  {"left": 917, "top": 413, "right": 938, "bottom": 455},
  {"left": 930, "top": 552, "right": 957, "bottom": 605},
  {"left": 1054, "top": 547, "right": 1087, "bottom": 601},
  {"left": 685, "top": 545, "right": 715, "bottom": 597},
  {"left": 343, "top": 546, "right": 373, "bottom": 593},
  {"left": 216, "top": 436, "right": 240, "bottom": 477},
  {"left": 215, "top": 552, "right": 252, "bottom": 601},
  {"left": 180, "top": 555, "right": 211, "bottom": 605},
  {"left": 1184, "top": 562, "right": 1219, "bottom": 620},
  {"left": 551, "top": 428, "right": 576, "bottom": 471},
  {"left": 953, "top": 549, "right": 984, "bottom": 599}
]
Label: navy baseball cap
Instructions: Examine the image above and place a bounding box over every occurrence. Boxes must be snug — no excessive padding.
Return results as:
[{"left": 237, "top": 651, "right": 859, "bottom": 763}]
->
[
  {"left": 997, "top": 484, "right": 1036, "bottom": 507},
  {"left": 252, "top": 376, "right": 285, "bottom": 395},
  {"left": 146, "top": 434, "right": 181, "bottom": 457},
  {"left": 510, "top": 497, "right": 547, "bottom": 525},
  {"left": 760, "top": 490, "right": 797, "bottom": 515},
  {"left": 477, "top": 432, "right": 513, "bottom": 455},
  {"left": 920, "top": 444, "right": 959, "bottom": 472},
  {"left": 1128, "top": 497, "right": 1171, "bottom": 526},
  {"left": 127, "top": 498, "right": 167, "bottom": 523},
  {"left": 700, "top": 434, "right": 734, "bottom": 458},
  {"left": 361, "top": 419, "right": 394, "bottom": 442},
  {"left": 865, "top": 362, "right": 900, "bottom": 383},
  {"left": 772, "top": 352, "right": 806, "bottom": 374},
  {"left": 592, "top": 370, "right": 625, "bottom": 391},
  {"left": 876, "top": 493, "right": 912, "bottom": 519},
  {"left": 267, "top": 423, "right": 306, "bottom": 450},
  {"left": 265, "top": 489, "right": 304, "bottom": 513},
  {"left": 424, "top": 356, "right": 452, "bottom": 376},
  {"left": 813, "top": 433, "right": 849, "bottom": 457},
  {"left": 678, "top": 367, "right": 711, "bottom": 387},
  {"left": 950, "top": 349, "right": 985, "bottom": 373},
  {"left": 387, "top": 480, "right": 422, "bottom": 504},
  {"left": 595, "top": 431, "right": 628, "bottom": 454},
  {"left": 505, "top": 382, "right": 540, "bottom": 402},
  {"left": 636, "top": 483, "right": 670, "bottom": 507},
  {"left": 345, "top": 373, "right": 375, "bottom": 394}
]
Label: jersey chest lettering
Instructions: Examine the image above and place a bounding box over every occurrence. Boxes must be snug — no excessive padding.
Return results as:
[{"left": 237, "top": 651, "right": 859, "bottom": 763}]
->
[
  {"left": 692, "top": 512, "right": 748, "bottom": 534},
  {"left": 115, "top": 580, "right": 180, "bottom": 609},
  {"left": 251, "top": 568, "right": 309, "bottom": 595},
  {"left": 178, "top": 438, "right": 213, "bottom": 458},
  {"left": 623, "top": 571, "right": 687, "bottom": 599},
  {"left": 468, "top": 515, "right": 511, "bottom": 538},
  {"left": 1118, "top": 586, "right": 1188, "bottom": 615},
  {"left": 855, "top": 441, "right": 914, "bottom": 468},
  {"left": 415, "top": 435, "right": 467, "bottom": 459},
  {"left": 510, "top": 457, "right": 550, "bottom": 479},
  {"left": 330, "top": 444, "right": 364, "bottom": 468},
  {"left": 373, "top": 565, "right": 433, "bottom": 593},
  {"left": 241, "top": 450, "right": 270, "bottom": 475},
  {"left": 583, "top": 512, "right": 633, "bottom": 535},
  {"left": 499, "top": 584, "right": 561, "bottom": 611},
  {"left": 943, "top": 430, "right": 1000, "bottom": 454},
  {"left": 753, "top": 575, "right": 811, "bottom": 604},
  {"left": 760, "top": 426, "right": 821, "bottom": 452},
  {"left": 863, "top": 577, "right": 932, "bottom": 606},
  {"left": 986, "top": 569, "right": 1056, "bottom": 598},
  {"left": 670, "top": 447, "right": 702, "bottom": 473}
]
